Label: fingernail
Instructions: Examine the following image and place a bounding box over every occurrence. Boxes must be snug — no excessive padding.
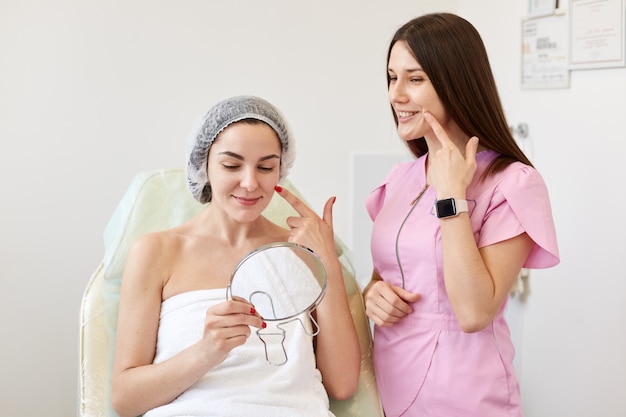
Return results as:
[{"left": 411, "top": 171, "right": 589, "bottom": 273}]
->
[
  {"left": 332, "top": 196, "right": 336, "bottom": 204},
  {"left": 250, "top": 307, "right": 256, "bottom": 314},
  {"left": 274, "top": 185, "right": 283, "bottom": 192},
  {"left": 262, "top": 322, "right": 267, "bottom": 329}
]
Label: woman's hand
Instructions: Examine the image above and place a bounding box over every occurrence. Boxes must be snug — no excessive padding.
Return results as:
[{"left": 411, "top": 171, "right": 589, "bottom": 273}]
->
[
  {"left": 273, "top": 185, "right": 337, "bottom": 264},
  {"left": 200, "top": 298, "right": 265, "bottom": 367},
  {"left": 424, "top": 111, "right": 479, "bottom": 198},
  {"left": 364, "top": 273, "right": 420, "bottom": 327}
]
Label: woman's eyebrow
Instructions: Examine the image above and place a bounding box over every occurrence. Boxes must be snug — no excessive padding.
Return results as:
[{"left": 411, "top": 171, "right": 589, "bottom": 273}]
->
[
  {"left": 218, "top": 151, "right": 243, "bottom": 160},
  {"left": 259, "top": 154, "right": 280, "bottom": 162},
  {"left": 388, "top": 66, "right": 424, "bottom": 73},
  {"left": 218, "top": 151, "right": 280, "bottom": 162}
]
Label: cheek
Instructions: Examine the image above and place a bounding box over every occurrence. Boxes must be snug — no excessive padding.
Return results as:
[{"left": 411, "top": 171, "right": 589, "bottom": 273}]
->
[
  {"left": 206, "top": 169, "right": 231, "bottom": 190},
  {"left": 263, "top": 172, "right": 281, "bottom": 188},
  {"left": 422, "top": 102, "right": 449, "bottom": 126},
  {"left": 422, "top": 92, "right": 447, "bottom": 119}
]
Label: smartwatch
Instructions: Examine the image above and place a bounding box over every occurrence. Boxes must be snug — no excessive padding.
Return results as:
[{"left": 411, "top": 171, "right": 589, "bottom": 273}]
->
[{"left": 435, "top": 198, "right": 468, "bottom": 219}]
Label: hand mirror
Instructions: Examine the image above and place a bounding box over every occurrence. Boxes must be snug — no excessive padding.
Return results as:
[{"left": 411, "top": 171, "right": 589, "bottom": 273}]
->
[{"left": 226, "top": 242, "right": 327, "bottom": 365}]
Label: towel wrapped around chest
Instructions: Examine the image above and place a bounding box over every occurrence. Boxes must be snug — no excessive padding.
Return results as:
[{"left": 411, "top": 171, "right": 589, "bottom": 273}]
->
[{"left": 144, "top": 288, "right": 333, "bottom": 417}]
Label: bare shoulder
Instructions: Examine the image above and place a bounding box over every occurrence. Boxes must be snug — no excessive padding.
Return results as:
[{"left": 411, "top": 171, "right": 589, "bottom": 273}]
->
[
  {"left": 124, "top": 228, "right": 185, "bottom": 290},
  {"left": 129, "top": 229, "right": 182, "bottom": 262}
]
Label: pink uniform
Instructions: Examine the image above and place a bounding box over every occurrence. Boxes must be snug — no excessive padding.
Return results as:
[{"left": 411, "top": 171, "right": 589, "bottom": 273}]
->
[{"left": 367, "top": 150, "right": 559, "bottom": 417}]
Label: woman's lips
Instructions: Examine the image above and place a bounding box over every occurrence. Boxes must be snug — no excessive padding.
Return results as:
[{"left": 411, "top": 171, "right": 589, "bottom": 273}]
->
[
  {"left": 397, "top": 110, "right": 418, "bottom": 121},
  {"left": 234, "top": 196, "right": 261, "bottom": 206}
]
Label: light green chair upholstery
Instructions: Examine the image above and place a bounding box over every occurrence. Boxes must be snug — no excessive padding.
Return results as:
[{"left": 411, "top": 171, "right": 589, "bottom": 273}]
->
[{"left": 79, "top": 168, "right": 383, "bottom": 417}]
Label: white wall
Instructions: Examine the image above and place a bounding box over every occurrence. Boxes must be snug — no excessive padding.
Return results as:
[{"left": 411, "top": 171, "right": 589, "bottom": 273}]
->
[
  {"left": 1, "top": 0, "right": 624, "bottom": 416},
  {"left": 458, "top": 1, "right": 626, "bottom": 416}
]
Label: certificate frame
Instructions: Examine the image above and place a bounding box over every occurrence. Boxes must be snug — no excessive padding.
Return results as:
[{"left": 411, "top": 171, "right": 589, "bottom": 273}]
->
[
  {"left": 569, "top": 0, "right": 626, "bottom": 70},
  {"left": 522, "top": 14, "right": 571, "bottom": 89},
  {"left": 529, "top": 0, "right": 559, "bottom": 16}
]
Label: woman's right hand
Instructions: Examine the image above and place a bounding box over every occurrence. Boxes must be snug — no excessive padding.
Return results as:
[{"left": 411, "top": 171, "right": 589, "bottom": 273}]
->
[
  {"left": 364, "top": 280, "right": 420, "bottom": 327},
  {"left": 199, "top": 299, "right": 265, "bottom": 366}
]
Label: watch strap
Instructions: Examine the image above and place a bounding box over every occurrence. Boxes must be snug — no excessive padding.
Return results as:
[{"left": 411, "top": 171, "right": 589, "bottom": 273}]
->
[{"left": 455, "top": 199, "right": 468, "bottom": 214}]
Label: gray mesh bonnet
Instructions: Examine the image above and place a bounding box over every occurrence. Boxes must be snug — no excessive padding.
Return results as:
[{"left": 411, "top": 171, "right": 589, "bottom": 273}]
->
[{"left": 185, "top": 95, "right": 295, "bottom": 204}]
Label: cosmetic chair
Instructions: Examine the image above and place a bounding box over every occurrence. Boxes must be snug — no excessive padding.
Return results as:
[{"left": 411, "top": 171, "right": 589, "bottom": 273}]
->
[{"left": 79, "top": 168, "right": 383, "bottom": 417}]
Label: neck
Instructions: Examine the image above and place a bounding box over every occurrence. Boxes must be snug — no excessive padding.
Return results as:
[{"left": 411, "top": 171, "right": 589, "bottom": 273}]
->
[{"left": 198, "top": 205, "right": 270, "bottom": 246}]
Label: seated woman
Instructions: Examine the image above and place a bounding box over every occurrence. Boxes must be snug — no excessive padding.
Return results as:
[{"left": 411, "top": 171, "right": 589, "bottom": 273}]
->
[{"left": 111, "top": 95, "right": 361, "bottom": 417}]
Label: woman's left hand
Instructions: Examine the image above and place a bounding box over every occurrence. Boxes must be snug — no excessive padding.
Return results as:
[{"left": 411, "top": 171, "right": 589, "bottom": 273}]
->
[
  {"left": 424, "top": 111, "right": 479, "bottom": 198},
  {"left": 273, "top": 185, "right": 337, "bottom": 263}
]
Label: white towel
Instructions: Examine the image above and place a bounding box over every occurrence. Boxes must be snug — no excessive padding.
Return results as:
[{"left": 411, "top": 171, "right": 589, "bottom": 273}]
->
[{"left": 144, "top": 289, "right": 334, "bottom": 417}]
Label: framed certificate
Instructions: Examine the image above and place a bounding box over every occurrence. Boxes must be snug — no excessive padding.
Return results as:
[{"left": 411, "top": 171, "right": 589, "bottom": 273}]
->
[
  {"left": 522, "top": 14, "right": 571, "bottom": 89},
  {"left": 529, "top": 0, "right": 559, "bottom": 16},
  {"left": 569, "top": 0, "right": 626, "bottom": 69}
]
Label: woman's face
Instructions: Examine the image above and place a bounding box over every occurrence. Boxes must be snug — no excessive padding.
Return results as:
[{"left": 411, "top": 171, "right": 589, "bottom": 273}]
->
[
  {"left": 387, "top": 41, "right": 449, "bottom": 141},
  {"left": 207, "top": 121, "right": 282, "bottom": 222}
]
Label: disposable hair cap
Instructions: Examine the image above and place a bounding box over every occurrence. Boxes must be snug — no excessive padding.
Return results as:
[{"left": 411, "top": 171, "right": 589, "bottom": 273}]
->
[{"left": 185, "top": 95, "right": 295, "bottom": 203}]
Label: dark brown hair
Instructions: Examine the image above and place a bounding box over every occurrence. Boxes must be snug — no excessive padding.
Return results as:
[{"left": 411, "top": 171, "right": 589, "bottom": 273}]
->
[{"left": 387, "top": 13, "right": 532, "bottom": 176}]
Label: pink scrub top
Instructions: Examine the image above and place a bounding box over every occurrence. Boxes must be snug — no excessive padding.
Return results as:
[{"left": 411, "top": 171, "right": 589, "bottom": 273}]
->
[{"left": 367, "top": 150, "right": 559, "bottom": 417}]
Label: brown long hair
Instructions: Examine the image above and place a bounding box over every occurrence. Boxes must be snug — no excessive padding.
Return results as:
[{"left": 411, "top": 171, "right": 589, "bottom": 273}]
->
[{"left": 387, "top": 13, "right": 532, "bottom": 176}]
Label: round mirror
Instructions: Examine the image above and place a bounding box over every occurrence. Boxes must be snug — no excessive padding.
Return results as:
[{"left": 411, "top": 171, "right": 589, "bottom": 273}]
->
[{"left": 226, "top": 242, "right": 327, "bottom": 365}]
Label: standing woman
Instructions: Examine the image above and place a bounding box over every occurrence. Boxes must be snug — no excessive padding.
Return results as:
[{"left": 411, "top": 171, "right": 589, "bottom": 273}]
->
[
  {"left": 111, "top": 95, "right": 360, "bottom": 417},
  {"left": 363, "top": 13, "right": 559, "bottom": 417}
]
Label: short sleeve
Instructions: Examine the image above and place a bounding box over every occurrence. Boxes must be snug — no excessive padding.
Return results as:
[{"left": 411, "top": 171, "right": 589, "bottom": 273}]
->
[
  {"left": 366, "top": 183, "right": 386, "bottom": 221},
  {"left": 478, "top": 165, "right": 559, "bottom": 269},
  {"left": 366, "top": 163, "right": 403, "bottom": 221},
  {"left": 365, "top": 162, "right": 411, "bottom": 220}
]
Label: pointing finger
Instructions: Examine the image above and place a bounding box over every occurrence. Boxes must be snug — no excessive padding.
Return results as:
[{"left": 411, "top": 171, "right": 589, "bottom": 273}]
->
[
  {"left": 423, "top": 112, "right": 453, "bottom": 148},
  {"left": 274, "top": 185, "right": 316, "bottom": 218}
]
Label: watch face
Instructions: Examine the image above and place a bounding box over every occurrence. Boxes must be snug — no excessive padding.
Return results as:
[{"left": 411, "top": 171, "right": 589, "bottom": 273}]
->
[{"left": 435, "top": 198, "right": 456, "bottom": 218}]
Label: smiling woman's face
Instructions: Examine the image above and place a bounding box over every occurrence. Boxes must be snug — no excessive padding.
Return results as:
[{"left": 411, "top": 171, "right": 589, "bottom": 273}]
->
[
  {"left": 387, "top": 41, "right": 449, "bottom": 142},
  {"left": 207, "top": 121, "right": 282, "bottom": 222}
]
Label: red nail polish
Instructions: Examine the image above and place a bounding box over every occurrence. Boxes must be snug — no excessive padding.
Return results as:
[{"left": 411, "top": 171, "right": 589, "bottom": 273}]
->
[
  {"left": 250, "top": 307, "right": 256, "bottom": 314},
  {"left": 262, "top": 322, "right": 267, "bottom": 328},
  {"left": 274, "top": 185, "right": 283, "bottom": 192}
]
